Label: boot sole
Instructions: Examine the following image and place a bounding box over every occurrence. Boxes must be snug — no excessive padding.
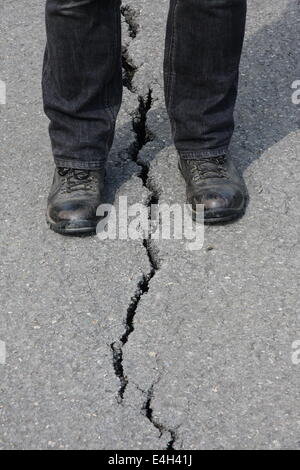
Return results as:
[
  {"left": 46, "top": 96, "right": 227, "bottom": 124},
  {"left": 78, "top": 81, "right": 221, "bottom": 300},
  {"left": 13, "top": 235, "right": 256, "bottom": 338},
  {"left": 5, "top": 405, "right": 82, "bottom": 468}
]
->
[{"left": 189, "top": 205, "right": 245, "bottom": 224}]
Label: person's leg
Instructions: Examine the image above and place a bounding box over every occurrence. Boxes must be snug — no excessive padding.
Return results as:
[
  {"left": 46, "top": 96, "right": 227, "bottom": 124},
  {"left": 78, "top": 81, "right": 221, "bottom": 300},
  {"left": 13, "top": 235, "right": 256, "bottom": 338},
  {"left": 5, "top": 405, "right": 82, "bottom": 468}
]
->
[
  {"left": 44, "top": 0, "right": 122, "bottom": 235},
  {"left": 164, "top": 0, "right": 247, "bottom": 158},
  {"left": 164, "top": 0, "right": 248, "bottom": 223},
  {"left": 43, "top": 0, "right": 122, "bottom": 170}
]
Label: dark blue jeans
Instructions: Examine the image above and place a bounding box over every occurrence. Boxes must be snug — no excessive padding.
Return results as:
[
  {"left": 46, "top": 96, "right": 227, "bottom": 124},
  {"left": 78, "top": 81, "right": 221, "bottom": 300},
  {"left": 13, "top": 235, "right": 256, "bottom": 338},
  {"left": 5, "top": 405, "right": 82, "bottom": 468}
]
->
[{"left": 43, "top": 0, "right": 247, "bottom": 170}]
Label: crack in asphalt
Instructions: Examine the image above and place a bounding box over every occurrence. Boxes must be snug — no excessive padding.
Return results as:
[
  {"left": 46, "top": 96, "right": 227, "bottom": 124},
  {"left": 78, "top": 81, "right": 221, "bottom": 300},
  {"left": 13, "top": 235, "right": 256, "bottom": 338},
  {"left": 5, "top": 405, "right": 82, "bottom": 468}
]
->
[
  {"left": 122, "top": 46, "right": 137, "bottom": 92},
  {"left": 110, "top": 87, "right": 160, "bottom": 399},
  {"left": 121, "top": 4, "right": 140, "bottom": 39},
  {"left": 111, "top": 272, "right": 157, "bottom": 403},
  {"left": 143, "top": 383, "right": 178, "bottom": 450},
  {"left": 121, "top": 6, "right": 140, "bottom": 92},
  {"left": 111, "top": 4, "right": 176, "bottom": 449},
  {"left": 111, "top": 6, "right": 160, "bottom": 405},
  {"left": 129, "top": 90, "right": 155, "bottom": 165}
]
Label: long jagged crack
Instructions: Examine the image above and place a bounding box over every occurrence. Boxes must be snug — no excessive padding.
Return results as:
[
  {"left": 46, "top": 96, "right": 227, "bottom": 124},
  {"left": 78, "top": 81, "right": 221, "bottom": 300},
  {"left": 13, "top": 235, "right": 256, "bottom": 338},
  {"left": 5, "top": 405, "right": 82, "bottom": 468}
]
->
[
  {"left": 143, "top": 385, "right": 178, "bottom": 450},
  {"left": 111, "top": 85, "right": 161, "bottom": 404},
  {"left": 111, "top": 9, "right": 164, "bottom": 438}
]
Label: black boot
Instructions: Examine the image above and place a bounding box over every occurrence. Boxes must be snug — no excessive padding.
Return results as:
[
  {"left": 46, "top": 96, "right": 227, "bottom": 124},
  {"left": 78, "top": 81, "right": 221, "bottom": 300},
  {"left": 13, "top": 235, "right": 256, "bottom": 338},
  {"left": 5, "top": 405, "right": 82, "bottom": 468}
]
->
[
  {"left": 47, "top": 167, "right": 105, "bottom": 235},
  {"left": 179, "top": 155, "right": 247, "bottom": 223}
]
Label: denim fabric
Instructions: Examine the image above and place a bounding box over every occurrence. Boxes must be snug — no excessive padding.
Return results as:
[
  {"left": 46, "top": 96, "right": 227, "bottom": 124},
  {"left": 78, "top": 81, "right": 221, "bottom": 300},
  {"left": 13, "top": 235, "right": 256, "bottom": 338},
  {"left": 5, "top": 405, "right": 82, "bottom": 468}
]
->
[{"left": 43, "top": 0, "right": 247, "bottom": 169}]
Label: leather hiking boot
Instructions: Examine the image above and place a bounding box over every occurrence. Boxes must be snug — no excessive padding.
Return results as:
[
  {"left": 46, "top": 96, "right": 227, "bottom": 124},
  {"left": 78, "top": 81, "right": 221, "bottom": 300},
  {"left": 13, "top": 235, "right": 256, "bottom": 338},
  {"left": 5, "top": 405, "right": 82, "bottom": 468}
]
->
[
  {"left": 46, "top": 167, "right": 105, "bottom": 235},
  {"left": 179, "top": 155, "right": 248, "bottom": 223}
]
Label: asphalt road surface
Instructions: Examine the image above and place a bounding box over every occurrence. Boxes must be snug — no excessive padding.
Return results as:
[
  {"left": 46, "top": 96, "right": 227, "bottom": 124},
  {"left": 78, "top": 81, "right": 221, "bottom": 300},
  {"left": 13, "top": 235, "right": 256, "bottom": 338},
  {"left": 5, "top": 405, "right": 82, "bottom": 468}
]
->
[{"left": 0, "top": 0, "right": 299, "bottom": 450}]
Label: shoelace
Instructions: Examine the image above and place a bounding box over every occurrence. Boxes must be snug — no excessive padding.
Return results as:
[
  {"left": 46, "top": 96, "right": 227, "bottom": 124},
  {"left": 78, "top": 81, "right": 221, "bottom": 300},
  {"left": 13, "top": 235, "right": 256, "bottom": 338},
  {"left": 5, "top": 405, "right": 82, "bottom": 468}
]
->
[
  {"left": 188, "top": 156, "right": 228, "bottom": 182},
  {"left": 58, "top": 168, "right": 96, "bottom": 193}
]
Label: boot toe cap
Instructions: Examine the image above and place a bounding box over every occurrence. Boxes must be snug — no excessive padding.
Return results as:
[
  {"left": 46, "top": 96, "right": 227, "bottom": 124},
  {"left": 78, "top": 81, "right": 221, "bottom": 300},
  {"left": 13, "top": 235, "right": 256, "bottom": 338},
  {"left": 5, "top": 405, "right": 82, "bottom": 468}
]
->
[
  {"left": 47, "top": 199, "right": 98, "bottom": 233},
  {"left": 191, "top": 185, "right": 246, "bottom": 221}
]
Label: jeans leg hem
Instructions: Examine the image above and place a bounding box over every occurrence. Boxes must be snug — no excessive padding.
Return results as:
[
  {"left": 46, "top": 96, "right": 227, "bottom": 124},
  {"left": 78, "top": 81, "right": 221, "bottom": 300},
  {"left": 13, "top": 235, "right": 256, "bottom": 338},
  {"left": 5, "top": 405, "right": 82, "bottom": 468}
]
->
[
  {"left": 179, "top": 147, "right": 228, "bottom": 159},
  {"left": 54, "top": 158, "right": 106, "bottom": 170}
]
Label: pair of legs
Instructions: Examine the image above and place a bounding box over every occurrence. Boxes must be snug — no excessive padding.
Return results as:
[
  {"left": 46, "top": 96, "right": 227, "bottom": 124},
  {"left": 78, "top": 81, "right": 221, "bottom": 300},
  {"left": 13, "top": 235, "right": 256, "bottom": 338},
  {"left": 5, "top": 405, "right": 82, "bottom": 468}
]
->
[
  {"left": 44, "top": 0, "right": 248, "bottom": 234},
  {"left": 43, "top": 0, "right": 247, "bottom": 169}
]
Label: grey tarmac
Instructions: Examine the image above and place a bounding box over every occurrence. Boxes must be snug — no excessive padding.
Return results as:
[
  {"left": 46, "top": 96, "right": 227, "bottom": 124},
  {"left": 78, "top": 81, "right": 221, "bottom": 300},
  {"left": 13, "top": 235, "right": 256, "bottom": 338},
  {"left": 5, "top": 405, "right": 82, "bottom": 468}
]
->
[{"left": 0, "top": 0, "right": 299, "bottom": 450}]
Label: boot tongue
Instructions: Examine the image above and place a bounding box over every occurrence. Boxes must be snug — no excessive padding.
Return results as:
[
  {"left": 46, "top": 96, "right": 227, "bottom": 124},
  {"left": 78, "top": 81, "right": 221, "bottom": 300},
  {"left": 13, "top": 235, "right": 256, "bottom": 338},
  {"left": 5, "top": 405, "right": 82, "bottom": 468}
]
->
[
  {"left": 57, "top": 167, "right": 70, "bottom": 176},
  {"left": 73, "top": 169, "right": 90, "bottom": 180},
  {"left": 189, "top": 156, "right": 227, "bottom": 180}
]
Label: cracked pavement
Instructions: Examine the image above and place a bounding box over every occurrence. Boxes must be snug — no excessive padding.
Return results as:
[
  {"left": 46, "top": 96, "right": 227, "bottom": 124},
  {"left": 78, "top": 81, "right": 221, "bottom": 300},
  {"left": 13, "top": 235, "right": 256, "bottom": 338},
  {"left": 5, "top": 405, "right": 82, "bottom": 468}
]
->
[{"left": 0, "top": 0, "right": 300, "bottom": 450}]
